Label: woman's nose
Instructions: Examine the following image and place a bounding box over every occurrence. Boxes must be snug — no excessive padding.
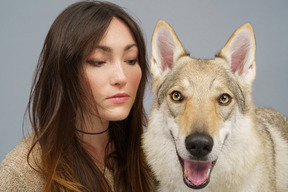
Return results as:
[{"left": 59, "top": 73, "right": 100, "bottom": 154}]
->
[{"left": 111, "top": 62, "right": 127, "bottom": 87}]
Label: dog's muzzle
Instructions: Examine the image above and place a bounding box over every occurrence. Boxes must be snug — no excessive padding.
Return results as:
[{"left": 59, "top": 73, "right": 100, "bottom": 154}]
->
[{"left": 178, "top": 132, "right": 216, "bottom": 189}]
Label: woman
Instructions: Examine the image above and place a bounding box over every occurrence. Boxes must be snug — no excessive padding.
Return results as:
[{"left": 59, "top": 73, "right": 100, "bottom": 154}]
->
[{"left": 0, "top": 1, "right": 155, "bottom": 191}]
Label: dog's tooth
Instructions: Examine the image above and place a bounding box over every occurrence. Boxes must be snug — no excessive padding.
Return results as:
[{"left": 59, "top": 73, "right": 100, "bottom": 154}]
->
[
  {"left": 186, "top": 175, "right": 191, "bottom": 183},
  {"left": 184, "top": 169, "right": 188, "bottom": 177},
  {"left": 184, "top": 169, "right": 193, "bottom": 184},
  {"left": 187, "top": 176, "right": 192, "bottom": 183},
  {"left": 206, "top": 168, "right": 211, "bottom": 178}
]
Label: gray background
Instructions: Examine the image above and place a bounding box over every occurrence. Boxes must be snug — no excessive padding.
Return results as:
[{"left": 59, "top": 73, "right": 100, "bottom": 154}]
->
[{"left": 1, "top": 0, "right": 287, "bottom": 161}]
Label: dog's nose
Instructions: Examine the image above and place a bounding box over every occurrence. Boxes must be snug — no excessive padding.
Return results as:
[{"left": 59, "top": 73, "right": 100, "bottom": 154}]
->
[{"left": 185, "top": 133, "right": 213, "bottom": 158}]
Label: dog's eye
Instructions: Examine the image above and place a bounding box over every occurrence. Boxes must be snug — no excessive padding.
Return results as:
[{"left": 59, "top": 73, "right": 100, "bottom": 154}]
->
[
  {"left": 170, "top": 91, "right": 184, "bottom": 102},
  {"left": 218, "top": 94, "right": 232, "bottom": 105}
]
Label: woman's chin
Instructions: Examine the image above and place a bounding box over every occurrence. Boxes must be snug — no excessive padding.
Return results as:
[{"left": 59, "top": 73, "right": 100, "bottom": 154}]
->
[{"left": 100, "top": 109, "right": 131, "bottom": 122}]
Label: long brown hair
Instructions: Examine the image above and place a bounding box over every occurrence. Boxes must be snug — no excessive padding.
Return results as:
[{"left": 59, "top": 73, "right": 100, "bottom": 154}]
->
[{"left": 27, "top": 1, "right": 154, "bottom": 191}]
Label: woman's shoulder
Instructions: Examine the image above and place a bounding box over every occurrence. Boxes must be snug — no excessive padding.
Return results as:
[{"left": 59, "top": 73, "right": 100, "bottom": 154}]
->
[
  {"left": 0, "top": 134, "right": 45, "bottom": 191},
  {"left": 1, "top": 134, "right": 36, "bottom": 166}
]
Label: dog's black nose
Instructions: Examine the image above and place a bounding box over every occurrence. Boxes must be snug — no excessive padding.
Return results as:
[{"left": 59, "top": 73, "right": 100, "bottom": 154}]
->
[{"left": 185, "top": 133, "right": 213, "bottom": 158}]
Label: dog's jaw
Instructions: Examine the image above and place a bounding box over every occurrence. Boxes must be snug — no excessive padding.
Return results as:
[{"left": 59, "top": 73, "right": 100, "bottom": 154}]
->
[
  {"left": 170, "top": 131, "right": 217, "bottom": 189},
  {"left": 176, "top": 151, "right": 217, "bottom": 189}
]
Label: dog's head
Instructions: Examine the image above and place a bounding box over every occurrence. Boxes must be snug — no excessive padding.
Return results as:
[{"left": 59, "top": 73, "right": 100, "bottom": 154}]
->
[{"left": 149, "top": 20, "right": 256, "bottom": 189}]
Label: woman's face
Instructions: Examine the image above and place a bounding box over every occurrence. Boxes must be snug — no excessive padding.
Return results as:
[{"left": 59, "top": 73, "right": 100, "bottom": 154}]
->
[{"left": 84, "top": 17, "right": 142, "bottom": 122}]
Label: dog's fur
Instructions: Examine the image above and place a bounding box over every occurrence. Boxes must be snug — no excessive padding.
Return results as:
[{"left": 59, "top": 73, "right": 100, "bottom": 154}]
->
[{"left": 142, "top": 20, "right": 288, "bottom": 192}]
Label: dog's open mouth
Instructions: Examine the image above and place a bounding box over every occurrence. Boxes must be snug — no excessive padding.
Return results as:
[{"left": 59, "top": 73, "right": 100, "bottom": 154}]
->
[
  {"left": 180, "top": 157, "right": 216, "bottom": 189},
  {"left": 170, "top": 131, "right": 217, "bottom": 189}
]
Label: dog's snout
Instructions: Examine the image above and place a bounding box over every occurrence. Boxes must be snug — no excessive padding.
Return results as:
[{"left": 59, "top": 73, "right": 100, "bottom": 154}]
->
[{"left": 185, "top": 133, "right": 213, "bottom": 158}]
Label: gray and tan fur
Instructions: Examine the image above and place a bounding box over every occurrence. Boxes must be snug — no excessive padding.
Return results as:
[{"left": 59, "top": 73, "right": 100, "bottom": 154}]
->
[{"left": 142, "top": 20, "right": 288, "bottom": 192}]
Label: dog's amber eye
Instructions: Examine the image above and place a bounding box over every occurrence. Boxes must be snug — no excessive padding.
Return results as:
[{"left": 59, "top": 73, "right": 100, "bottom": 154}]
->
[
  {"left": 170, "top": 91, "right": 184, "bottom": 102},
  {"left": 218, "top": 94, "right": 231, "bottom": 105}
]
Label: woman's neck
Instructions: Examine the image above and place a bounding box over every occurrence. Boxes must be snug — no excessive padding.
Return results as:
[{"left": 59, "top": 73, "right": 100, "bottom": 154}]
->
[
  {"left": 80, "top": 132, "right": 111, "bottom": 165},
  {"left": 76, "top": 113, "right": 112, "bottom": 165}
]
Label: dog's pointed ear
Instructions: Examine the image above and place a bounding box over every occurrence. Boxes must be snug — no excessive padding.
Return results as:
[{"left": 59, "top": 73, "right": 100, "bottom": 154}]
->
[
  {"left": 150, "top": 20, "right": 187, "bottom": 78},
  {"left": 218, "top": 24, "right": 256, "bottom": 84}
]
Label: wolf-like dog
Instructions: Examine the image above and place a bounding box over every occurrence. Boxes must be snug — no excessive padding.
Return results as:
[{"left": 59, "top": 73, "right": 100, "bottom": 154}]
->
[{"left": 142, "top": 20, "right": 288, "bottom": 192}]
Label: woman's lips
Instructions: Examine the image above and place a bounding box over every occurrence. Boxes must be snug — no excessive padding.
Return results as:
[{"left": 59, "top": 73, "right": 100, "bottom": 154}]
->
[{"left": 106, "top": 93, "right": 130, "bottom": 104}]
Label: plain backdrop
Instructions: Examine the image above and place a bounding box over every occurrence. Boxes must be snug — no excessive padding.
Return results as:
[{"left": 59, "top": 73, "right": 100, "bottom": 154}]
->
[{"left": 1, "top": 0, "right": 287, "bottom": 161}]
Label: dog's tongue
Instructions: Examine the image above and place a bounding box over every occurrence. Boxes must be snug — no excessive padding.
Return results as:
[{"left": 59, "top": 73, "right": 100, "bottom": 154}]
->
[{"left": 183, "top": 160, "right": 212, "bottom": 186}]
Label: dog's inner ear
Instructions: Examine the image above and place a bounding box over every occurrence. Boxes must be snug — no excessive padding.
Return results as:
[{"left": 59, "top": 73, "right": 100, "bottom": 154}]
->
[
  {"left": 157, "top": 28, "right": 175, "bottom": 71},
  {"left": 229, "top": 32, "right": 254, "bottom": 76},
  {"left": 219, "top": 24, "right": 256, "bottom": 83},
  {"left": 151, "top": 21, "right": 186, "bottom": 77}
]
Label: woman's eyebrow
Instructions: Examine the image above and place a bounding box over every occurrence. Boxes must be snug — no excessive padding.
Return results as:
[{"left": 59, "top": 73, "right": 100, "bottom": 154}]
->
[
  {"left": 124, "top": 43, "right": 138, "bottom": 51},
  {"left": 94, "top": 45, "right": 111, "bottom": 52},
  {"left": 94, "top": 43, "right": 138, "bottom": 52}
]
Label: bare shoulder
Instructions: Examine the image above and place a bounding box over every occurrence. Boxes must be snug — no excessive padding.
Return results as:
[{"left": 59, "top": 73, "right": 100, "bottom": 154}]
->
[
  {"left": 0, "top": 134, "right": 44, "bottom": 191},
  {"left": 255, "top": 106, "right": 288, "bottom": 141}
]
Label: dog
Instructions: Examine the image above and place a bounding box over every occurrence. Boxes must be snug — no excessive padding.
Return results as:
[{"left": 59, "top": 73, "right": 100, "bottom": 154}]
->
[{"left": 142, "top": 20, "right": 288, "bottom": 192}]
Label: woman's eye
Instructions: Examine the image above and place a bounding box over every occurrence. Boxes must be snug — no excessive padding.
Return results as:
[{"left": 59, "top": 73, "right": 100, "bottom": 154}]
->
[
  {"left": 86, "top": 60, "right": 105, "bottom": 66},
  {"left": 217, "top": 93, "right": 232, "bottom": 105},
  {"left": 170, "top": 91, "right": 184, "bottom": 102},
  {"left": 126, "top": 59, "right": 138, "bottom": 65}
]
